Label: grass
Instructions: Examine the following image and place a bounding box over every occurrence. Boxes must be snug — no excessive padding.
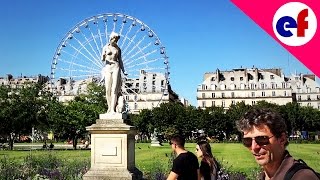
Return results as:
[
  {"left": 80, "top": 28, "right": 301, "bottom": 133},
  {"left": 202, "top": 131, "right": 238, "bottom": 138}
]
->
[{"left": 1, "top": 143, "right": 319, "bottom": 176}]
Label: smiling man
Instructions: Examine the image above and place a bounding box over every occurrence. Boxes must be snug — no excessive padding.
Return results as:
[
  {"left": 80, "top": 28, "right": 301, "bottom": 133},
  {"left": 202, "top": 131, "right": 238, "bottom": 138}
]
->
[{"left": 236, "top": 108, "right": 319, "bottom": 180}]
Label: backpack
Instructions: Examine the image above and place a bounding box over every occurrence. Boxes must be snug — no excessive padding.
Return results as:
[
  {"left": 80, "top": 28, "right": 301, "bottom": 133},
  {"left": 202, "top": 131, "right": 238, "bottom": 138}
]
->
[{"left": 284, "top": 159, "right": 320, "bottom": 180}]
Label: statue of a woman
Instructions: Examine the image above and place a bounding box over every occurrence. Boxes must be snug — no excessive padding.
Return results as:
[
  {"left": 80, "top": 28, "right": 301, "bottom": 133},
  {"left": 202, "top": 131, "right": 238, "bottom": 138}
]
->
[{"left": 101, "top": 32, "right": 125, "bottom": 114}]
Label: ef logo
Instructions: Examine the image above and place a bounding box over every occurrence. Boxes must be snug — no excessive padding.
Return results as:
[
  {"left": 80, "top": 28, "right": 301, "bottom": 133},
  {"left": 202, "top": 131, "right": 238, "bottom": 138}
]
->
[{"left": 273, "top": 2, "right": 317, "bottom": 46}]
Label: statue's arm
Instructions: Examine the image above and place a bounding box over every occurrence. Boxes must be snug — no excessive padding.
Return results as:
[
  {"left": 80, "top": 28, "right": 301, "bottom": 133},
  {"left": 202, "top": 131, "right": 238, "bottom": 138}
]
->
[
  {"left": 118, "top": 48, "right": 126, "bottom": 74},
  {"left": 101, "top": 45, "right": 106, "bottom": 61}
]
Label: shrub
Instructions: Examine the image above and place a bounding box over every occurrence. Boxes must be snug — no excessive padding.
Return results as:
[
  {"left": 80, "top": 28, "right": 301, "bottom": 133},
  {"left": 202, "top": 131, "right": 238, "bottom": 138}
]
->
[{"left": 0, "top": 151, "right": 90, "bottom": 179}]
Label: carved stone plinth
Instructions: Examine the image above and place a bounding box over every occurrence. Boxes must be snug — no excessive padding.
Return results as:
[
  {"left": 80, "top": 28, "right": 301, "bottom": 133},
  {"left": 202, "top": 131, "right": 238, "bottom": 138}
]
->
[{"left": 83, "top": 113, "right": 142, "bottom": 180}]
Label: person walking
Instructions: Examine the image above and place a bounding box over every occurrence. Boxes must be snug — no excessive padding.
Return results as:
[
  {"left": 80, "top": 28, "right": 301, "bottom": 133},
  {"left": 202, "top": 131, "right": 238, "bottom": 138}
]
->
[
  {"left": 167, "top": 134, "right": 200, "bottom": 180},
  {"left": 196, "top": 141, "right": 219, "bottom": 180}
]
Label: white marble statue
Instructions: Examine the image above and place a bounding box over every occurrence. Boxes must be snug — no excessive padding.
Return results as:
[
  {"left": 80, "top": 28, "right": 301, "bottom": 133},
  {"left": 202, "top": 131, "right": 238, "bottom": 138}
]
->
[{"left": 101, "top": 32, "right": 126, "bottom": 114}]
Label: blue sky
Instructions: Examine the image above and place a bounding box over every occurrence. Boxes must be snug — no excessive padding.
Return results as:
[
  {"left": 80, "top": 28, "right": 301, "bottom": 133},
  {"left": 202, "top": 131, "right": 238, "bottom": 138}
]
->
[{"left": 0, "top": 0, "right": 314, "bottom": 105}]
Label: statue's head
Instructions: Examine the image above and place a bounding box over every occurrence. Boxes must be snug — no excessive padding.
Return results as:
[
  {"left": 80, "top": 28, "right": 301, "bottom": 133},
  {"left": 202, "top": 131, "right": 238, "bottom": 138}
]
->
[{"left": 110, "top": 32, "right": 120, "bottom": 42}]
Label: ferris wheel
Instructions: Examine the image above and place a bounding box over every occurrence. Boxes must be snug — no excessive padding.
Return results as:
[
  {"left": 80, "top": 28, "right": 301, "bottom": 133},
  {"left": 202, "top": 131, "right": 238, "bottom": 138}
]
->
[{"left": 50, "top": 13, "right": 170, "bottom": 108}]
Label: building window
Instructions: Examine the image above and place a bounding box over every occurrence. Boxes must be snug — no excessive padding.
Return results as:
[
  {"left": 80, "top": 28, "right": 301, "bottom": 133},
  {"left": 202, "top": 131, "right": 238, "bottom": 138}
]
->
[
  {"left": 307, "top": 103, "right": 311, "bottom": 107},
  {"left": 282, "top": 82, "right": 286, "bottom": 88},
  {"left": 298, "top": 95, "right": 301, "bottom": 101},
  {"left": 272, "top": 91, "right": 276, "bottom": 96},
  {"left": 221, "top": 93, "right": 225, "bottom": 98},
  {"left": 240, "top": 77, "right": 243, "bottom": 81},
  {"left": 261, "top": 83, "right": 266, "bottom": 89},
  {"left": 307, "top": 95, "right": 311, "bottom": 100},
  {"left": 252, "top": 101, "right": 256, "bottom": 105},
  {"left": 230, "top": 77, "right": 234, "bottom": 81},
  {"left": 240, "top": 83, "right": 245, "bottom": 89},
  {"left": 317, "top": 95, "right": 320, "bottom": 100},
  {"left": 212, "top": 101, "right": 215, "bottom": 106},
  {"left": 271, "top": 83, "right": 276, "bottom": 89},
  {"left": 134, "top": 95, "right": 138, "bottom": 101},
  {"left": 222, "top": 101, "right": 225, "bottom": 107},
  {"left": 231, "top": 100, "right": 235, "bottom": 105},
  {"left": 211, "top": 77, "right": 215, "bottom": 81},
  {"left": 231, "top": 92, "right": 235, "bottom": 98},
  {"left": 202, "top": 101, "right": 206, "bottom": 108},
  {"left": 125, "top": 96, "right": 129, "bottom": 101},
  {"left": 297, "top": 88, "right": 301, "bottom": 93},
  {"left": 251, "top": 92, "right": 255, "bottom": 97},
  {"left": 202, "top": 93, "right": 205, "bottom": 98},
  {"left": 318, "top": 103, "right": 320, "bottom": 109},
  {"left": 307, "top": 88, "right": 311, "bottom": 93},
  {"left": 262, "top": 92, "right": 266, "bottom": 97},
  {"left": 270, "top": 75, "right": 274, "bottom": 79},
  {"left": 284, "top": 91, "right": 287, "bottom": 96},
  {"left": 250, "top": 84, "right": 255, "bottom": 89},
  {"left": 212, "top": 93, "right": 215, "bottom": 98},
  {"left": 134, "top": 103, "right": 138, "bottom": 109},
  {"left": 230, "top": 84, "right": 236, "bottom": 90},
  {"left": 220, "top": 84, "right": 226, "bottom": 90}
]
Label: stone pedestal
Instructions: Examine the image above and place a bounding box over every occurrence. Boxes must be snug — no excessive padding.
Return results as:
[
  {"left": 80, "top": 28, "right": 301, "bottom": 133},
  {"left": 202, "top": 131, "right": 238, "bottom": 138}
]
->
[
  {"left": 83, "top": 114, "right": 142, "bottom": 180},
  {"left": 150, "top": 137, "right": 162, "bottom": 147},
  {"left": 150, "top": 129, "right": 162, "bottom": 147}
]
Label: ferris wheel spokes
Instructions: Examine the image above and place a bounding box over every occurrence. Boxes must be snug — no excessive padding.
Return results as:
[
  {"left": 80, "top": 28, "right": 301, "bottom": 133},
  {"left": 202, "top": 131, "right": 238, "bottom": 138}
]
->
[{"left": 50, "top": 13, "right": 170, "bottom": 109}]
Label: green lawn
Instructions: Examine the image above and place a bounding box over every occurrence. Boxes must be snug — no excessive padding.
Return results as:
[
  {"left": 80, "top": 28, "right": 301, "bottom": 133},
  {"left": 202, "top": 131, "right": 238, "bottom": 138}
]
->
[
  {"left": 1, "top": 143, "right": 319, "bottom": 176},
  {"left": 135, "top": 143, "right": 320, "bottom": 175}
]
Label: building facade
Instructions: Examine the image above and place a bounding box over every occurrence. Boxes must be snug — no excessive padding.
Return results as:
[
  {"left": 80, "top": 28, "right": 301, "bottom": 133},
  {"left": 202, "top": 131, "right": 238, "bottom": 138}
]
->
[
  {"left": 197, "top": 68, "right": 320, "bottom": 110},
  {"left": 0, "top": 71, "right": 179, "bottom": 114},
  {"left": 0, "top": 74, "right": 49, "bottom": 88},
  {"left": 46, "top": 70, "right": 179, "bottom": 114}
]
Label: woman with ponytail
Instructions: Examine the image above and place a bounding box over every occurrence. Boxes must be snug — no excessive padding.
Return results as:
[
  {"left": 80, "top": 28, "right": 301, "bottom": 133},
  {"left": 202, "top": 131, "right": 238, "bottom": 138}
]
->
[{"left": 196, "top": 141, "right": 219, "bottom": 180}]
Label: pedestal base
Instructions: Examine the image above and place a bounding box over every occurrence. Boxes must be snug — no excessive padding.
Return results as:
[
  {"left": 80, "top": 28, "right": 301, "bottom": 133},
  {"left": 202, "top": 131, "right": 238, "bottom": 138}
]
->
[
  {"left": 151, "top": 140, "right": 162, "bottom": 146},
  {"left": 99, "top": 113, "right": 127, "bottom": 120},
  {"left": 83, "top": 114, "right": 142, "bottom": 180},
  {"left": 83, "top": 167, "right": 142, "bottom": 180}
]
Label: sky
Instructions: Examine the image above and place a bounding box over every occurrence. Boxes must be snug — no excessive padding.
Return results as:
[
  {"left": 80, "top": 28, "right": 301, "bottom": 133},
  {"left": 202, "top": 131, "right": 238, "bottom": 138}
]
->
[{"left": 0, "top": 0, "right": 316, "bottom": 106}]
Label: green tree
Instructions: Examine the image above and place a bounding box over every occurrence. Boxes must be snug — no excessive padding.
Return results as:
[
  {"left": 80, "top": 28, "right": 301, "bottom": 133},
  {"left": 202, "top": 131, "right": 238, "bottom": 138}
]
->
[
  {"left": 131, "top": 109, "right": 153, "bottom": 140},
  {"left": 280, "top": 102, "right": 301, "bottom": 134},
  {"left": 0, "top": 83, "right": 47, "bottom": 149},
  {"left": 48, "top": 83, "right": 106, "bottom": 149},
  {"left": 227, "top": 101, "right": 251, "bottom": 135},
  {"left": 151, "top": 102, "right": 188, "bottom": 138}
]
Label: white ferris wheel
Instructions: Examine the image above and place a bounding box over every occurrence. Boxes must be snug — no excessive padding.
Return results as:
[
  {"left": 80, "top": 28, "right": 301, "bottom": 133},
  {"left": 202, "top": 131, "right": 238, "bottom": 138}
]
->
[{"left": 50, "top": 13, "right": 170, "bottom": 108}]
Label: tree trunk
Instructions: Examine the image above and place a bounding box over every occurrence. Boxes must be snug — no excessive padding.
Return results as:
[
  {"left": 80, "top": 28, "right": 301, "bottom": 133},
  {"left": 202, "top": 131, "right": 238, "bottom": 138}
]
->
[
  {"left": 72, "top": 135, "right": 78, "bottom": 150},
  {"left": 8, "top": 136, "right": 14, "bottom": 150}
]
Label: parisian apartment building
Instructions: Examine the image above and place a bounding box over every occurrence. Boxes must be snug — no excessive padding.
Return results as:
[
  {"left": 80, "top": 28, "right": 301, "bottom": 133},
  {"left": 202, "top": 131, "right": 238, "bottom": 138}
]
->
[
  {"left": 46, "top": 70, "right": 179, "bottom": 113},
  {"left": 197, "top": 68, "right": 320, "bottom": 110},
  {"left": 0, "top": 74, "right": 49, "bottom": 88},
  {"left": 0, "top": 71, "right": 179, "bottom": 114}
]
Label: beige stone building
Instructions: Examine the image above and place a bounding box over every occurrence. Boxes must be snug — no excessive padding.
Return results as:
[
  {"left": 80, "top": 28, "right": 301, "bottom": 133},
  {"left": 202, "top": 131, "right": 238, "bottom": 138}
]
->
[
  {"left": 47, "top": 70, "right": 178, "bottom": 114},
  {"left": 0, "top": 71, "right": 179, "bottom": 114},
  {"left": 0, "top": 74, "right": 49, "bottom": 88},
  {"left": 197, "top": 68, "right": 320, "bottom": 110}
]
